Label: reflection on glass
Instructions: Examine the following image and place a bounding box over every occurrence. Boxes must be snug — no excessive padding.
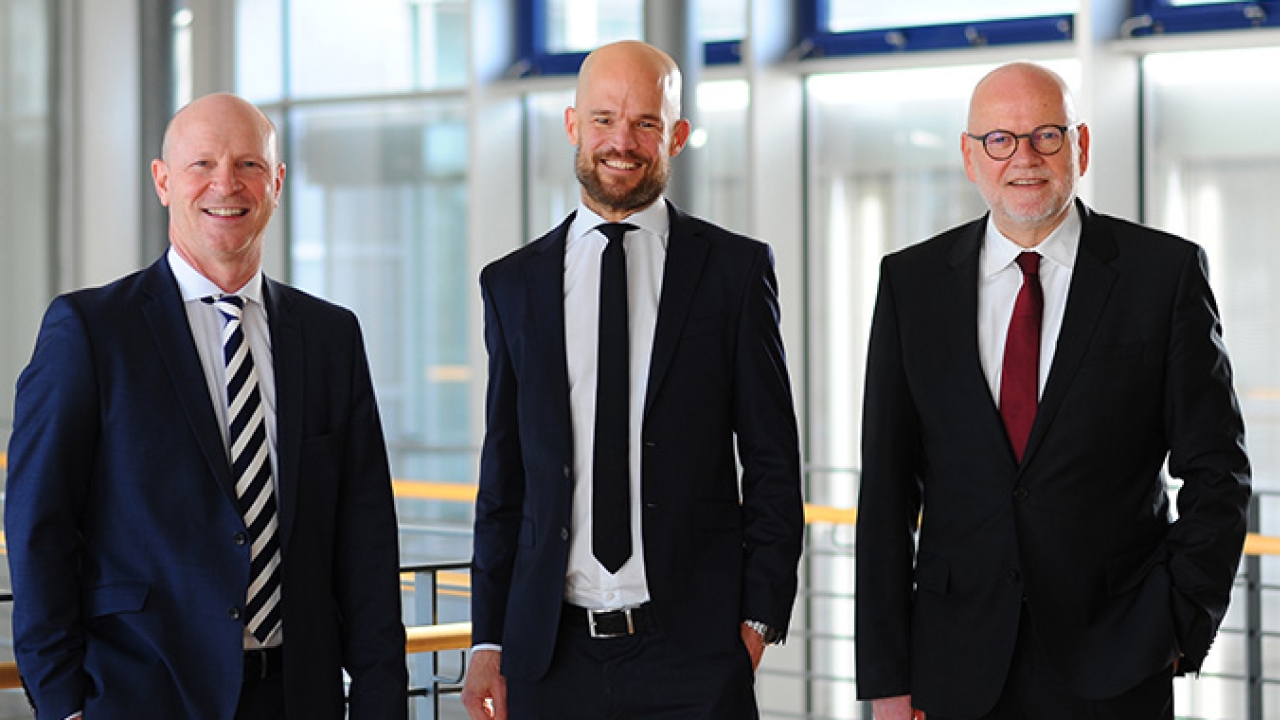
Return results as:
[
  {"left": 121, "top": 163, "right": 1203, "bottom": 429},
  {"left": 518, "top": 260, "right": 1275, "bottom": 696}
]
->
[
  {"left": 826, "top": 0, "right": 1077, "bottom": 33},
  {"left": 285, "top": 100, "right": 473, "bottom": 564},
  {"left": 1145, "top": 54, "right": 1280, "bottom": 719}
]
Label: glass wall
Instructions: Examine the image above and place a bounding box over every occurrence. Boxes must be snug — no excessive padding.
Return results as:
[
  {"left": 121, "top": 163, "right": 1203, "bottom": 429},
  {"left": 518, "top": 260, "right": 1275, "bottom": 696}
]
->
[
  {"left": 1144, "top": 45, "right": 1280, "bottom": 716},
  {"left": 0, "top": 0, "right": 52, "bottom": 442}
]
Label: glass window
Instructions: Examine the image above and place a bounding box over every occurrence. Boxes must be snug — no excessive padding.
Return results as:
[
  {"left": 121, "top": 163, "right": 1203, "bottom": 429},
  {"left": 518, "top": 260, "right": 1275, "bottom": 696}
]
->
[
  {"left": 235, "top": 0, "right": 284, "bottom": 103},
  {"left": 826, "top": 0, "right": 1078, "bottom": 33},
  {"left": 240, "top": 0, "right": 468, "bottom": 100},
  {"left": 542, "top": 0, "right": 746, "bottom": 52},
  {"left": 1144, "top": 47, "right": 1280, "bottom": 546},
  {"left": 1, "top": 0, "right": 53, "bottom": 444},
  {"left": 285, "top": 99, "right": 474, "bottom": 564}
]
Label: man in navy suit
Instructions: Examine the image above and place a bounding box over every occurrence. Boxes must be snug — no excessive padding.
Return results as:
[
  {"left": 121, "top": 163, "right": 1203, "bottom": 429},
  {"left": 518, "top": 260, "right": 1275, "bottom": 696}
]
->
[
  {"left": 461, "top": 41, "right": 804, "bottom": 719},
  {"left": 6, "top": 93, "right": 407, "bottom": 719},
  {"left": 856, "top": 62, "right": 1250, "bottom": 719}
]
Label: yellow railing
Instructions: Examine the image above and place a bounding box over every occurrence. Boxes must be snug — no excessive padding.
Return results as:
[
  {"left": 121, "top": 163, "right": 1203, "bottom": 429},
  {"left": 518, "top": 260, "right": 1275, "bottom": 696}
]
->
[{"left": 0, "top": 465, "right": 1273, "bottom": 691}]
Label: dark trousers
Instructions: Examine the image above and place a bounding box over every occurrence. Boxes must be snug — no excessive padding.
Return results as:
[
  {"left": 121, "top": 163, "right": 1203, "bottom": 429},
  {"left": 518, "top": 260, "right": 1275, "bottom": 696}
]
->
[
  {"left": 932, "top": 606, "right": 1174, "bottom": 720},
  {"left": 506, "top": 620, "right": 758, "bottom": 719},
  {"left": 234, "top": 648, "right": 286, "bottom": 720}
]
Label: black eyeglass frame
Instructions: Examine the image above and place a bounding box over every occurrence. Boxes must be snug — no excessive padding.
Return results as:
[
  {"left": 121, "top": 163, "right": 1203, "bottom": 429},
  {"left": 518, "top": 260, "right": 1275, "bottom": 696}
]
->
[{"left": 965, "top": 123, "right": 1081, "bottom": 161}]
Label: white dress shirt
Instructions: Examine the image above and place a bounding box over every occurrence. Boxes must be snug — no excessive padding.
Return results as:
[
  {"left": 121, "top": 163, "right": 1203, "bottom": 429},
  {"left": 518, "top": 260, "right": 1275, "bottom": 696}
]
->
[
  {"left": 167, "top": 247, "right": 282, "bottom": 649},
  {"left": 976, "top": 204, "right": 1082, "bottom": 403},
  {"left": 562, "top": 199, "right": 670, "bottom": 611}
]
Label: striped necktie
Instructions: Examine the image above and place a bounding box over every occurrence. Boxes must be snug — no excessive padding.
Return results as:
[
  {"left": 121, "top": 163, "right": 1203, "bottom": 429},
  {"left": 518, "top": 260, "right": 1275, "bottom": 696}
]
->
[{"left": 205, "top": 294, "right": 283, "bottom": 643}]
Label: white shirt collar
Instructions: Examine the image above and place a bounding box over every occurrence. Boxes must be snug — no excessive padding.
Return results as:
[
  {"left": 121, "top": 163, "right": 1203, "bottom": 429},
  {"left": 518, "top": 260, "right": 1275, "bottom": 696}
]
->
[
  {"left": 167, "top": 246, "right": 265, "bottom": 306},
  {"left": 980, "top": 202, "right": 1082, "bottom": 278},
  {"left": 568, "top": 197, "right": 671, "bottom": 250}
]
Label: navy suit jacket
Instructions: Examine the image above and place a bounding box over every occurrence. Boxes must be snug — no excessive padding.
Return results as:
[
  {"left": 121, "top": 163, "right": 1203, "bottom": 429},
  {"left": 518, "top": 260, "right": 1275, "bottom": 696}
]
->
[
  {"left": 856, "top": 201, "right": 1251, "bottom": 718},
  {"left": 6, "top": 255, "right": 408, "bottom": 719},
  {"left": 471, "top": 202, "right": 805, "bottom": 681}
]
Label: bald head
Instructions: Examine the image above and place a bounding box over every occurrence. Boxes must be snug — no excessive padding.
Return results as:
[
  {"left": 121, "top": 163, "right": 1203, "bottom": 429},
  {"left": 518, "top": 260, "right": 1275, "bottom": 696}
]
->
[
  {"left": 967, "top": 62, "right": 1078, "bottom": 133},
  {"left": 161, "top": 92, "right": 280, "bottom": 167},
  {"left": 576, "top": 40, "right": 683, "bottom": 126}
]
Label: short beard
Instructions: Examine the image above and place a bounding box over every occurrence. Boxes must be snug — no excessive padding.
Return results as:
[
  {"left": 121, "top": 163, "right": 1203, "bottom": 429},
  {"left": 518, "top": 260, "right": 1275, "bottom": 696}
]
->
[{"left": 575, "top": 148, "right": 668, "bottom": 216}]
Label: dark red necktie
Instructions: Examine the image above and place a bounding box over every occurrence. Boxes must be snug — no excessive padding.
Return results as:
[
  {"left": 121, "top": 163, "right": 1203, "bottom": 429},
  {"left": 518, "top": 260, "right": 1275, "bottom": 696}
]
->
[
  {"left": 593, "top": 222, "right": 637, "bottom": 573},
  {"left": 1000, "top": 252, "right": 1043, "bottom": 463}
]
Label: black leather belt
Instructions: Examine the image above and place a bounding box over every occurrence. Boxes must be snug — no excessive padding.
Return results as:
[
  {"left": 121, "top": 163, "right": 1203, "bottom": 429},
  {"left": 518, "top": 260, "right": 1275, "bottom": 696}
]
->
[
  {"left": 563, "top": 602, "right": 657, "bottom": 639},
  {"left": 244, "top": 646, "right": 283, "bottom": 680}
]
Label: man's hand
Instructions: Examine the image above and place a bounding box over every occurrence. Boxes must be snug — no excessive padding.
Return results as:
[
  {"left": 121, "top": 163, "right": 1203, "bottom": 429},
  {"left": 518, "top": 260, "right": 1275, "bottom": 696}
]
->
[
  {"left": 740, "top": 622, "right": 766, "bottom": 671},
  {"left": 873, "top": 694, "right": 925, "bottom": 720},
  {"left": 461, "top": 649, "right": 507, "bottom": 720}
]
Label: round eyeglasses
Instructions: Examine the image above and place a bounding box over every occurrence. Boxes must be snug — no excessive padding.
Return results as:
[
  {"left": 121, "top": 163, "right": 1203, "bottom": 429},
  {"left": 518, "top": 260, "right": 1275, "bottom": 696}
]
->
[{"left": 966, "top": 124, "right": 1079, "bottom": 161}]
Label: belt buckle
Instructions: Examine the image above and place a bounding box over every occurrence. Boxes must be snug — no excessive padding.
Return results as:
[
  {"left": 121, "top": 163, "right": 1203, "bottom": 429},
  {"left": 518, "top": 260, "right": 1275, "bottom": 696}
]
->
[{"left": 587, "top": 607, "right": 634, "bottom": 639}]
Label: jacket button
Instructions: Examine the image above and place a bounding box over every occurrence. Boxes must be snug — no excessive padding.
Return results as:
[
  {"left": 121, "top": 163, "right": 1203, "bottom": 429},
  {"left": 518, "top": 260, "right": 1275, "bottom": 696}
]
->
[
  {"left": 560, "top": 527, "right": 569, "bottom": 541},
  {"left": 233, "top": 532, "right": 248, "bottom": 546},
  {"left": 228, "top": 606, "right": 242, "bottom": 620},
  {"left": 1006, "top": 569, "right": 1021, "bottom": 583},
  {"left": 563, "top": 465, "right": 571, "bottom": 479},
  {"left": 1012, "top": 487, "right": 1029, "bottom": 501}
]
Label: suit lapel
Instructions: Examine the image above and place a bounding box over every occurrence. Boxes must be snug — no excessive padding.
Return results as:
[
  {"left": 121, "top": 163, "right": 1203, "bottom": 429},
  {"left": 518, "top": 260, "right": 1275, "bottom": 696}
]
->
[
  {"left": 1022, "top": 201, "right": 1118, "bottom": 467},
  {"left": 526, "top": 217, "right": 575, "bottom": 435},
  {"left": 644, "top": 202, "right": 710, "bottom": 413},
  {"left": 139, "top": 256, "right": 237, "bottom": 505},
  {"left": 945, "top": 219, "right": 1010, "bottom": 446},
  {"left": 264, "top": 278, "right": 303, "bottom": 551}
]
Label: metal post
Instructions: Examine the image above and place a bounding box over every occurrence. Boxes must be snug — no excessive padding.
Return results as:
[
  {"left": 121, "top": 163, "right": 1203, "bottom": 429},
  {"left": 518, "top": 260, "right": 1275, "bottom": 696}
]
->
[
  {"left": 644, "top": 0, "right": 700, "bottom": 213},
  {"left": 138, "top": 0, "right": 175, "bottom": 264},
  {"left": 1247, "top": 497, "right": 1263, "bottom": 720}
]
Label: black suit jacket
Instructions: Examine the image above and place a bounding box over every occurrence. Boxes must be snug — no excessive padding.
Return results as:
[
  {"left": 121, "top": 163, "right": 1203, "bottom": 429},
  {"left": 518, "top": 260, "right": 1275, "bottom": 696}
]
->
[
  {"left": 471, "top": 202, "right": 805, "bottom": 681},
  {"left": 6, "top": 255, "right": 408, "bottom": 719},
  {"left": 855, "top": 201, "right": 1250, "bottom": 717}
]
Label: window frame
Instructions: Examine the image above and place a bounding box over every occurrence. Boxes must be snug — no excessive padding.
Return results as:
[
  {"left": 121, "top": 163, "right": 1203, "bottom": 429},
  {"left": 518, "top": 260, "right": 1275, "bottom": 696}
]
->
[
  {"left": 1126, "top": 0, "right": 1280, "bottom": 36},
  {"left": 514, "top": 0, "right": 742, "bottom": 77},
  {"left": 796, "top": 1, "right": 1074, "bottom": 58}
]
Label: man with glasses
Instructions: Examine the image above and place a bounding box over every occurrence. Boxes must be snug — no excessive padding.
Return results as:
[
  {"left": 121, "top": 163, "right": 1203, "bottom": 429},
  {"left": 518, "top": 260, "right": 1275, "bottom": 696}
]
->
[{"left": 856, "top": 61, "right": 1250, "bottom": 719}]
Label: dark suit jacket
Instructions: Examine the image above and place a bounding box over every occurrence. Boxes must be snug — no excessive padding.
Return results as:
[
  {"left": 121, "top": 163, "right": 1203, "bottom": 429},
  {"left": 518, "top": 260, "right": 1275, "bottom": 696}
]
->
[
  {"left": 5, "top": 255, "right": 408, "bottom": 720},
  {"left": 855, "top": 200, "right": 1251, "bottom": 718},
  {"left": 471, "top": 202, "right": 805, "bottom": 681}
]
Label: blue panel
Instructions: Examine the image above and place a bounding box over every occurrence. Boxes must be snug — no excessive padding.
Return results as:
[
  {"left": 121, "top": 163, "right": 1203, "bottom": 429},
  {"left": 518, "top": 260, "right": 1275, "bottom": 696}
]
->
[
  {"left": 798, "top": 16, "right": 1075, "bottom": 59},
  {"left": 1127, "top": 1, "right": 1280, "bottom": 35}
]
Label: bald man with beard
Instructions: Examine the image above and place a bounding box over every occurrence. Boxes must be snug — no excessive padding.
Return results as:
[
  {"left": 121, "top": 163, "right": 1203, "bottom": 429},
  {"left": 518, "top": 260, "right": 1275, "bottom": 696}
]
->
[{"left": 462, "top": 41, "right": 804, "bottom": 720}]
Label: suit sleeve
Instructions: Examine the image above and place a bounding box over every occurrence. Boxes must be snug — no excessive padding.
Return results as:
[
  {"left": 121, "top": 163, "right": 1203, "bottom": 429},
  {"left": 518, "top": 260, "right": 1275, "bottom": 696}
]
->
[
  {"left": 333, "top": 315, "right": 409, "bottom": 719},
  {"left": 5, "top": 297, "right": 98, "bottom": 719},
  {"left": 733, "top": 243, "right": 805, "bottom": 636},
  {"left": 855, "top": 260, "right": 924, "bottom": 700},
  {"left": 1162, "top": 245, "right": 1251, "bottom": 672},
  {"left": 469, "top": 267, "right": 525, "bottom": 647}
]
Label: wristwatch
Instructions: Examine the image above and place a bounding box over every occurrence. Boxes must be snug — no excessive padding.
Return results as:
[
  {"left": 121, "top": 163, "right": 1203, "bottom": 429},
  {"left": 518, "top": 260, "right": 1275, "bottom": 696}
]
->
[{"left": 743, "top": 619, "right": 785, "bottom": 645}]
